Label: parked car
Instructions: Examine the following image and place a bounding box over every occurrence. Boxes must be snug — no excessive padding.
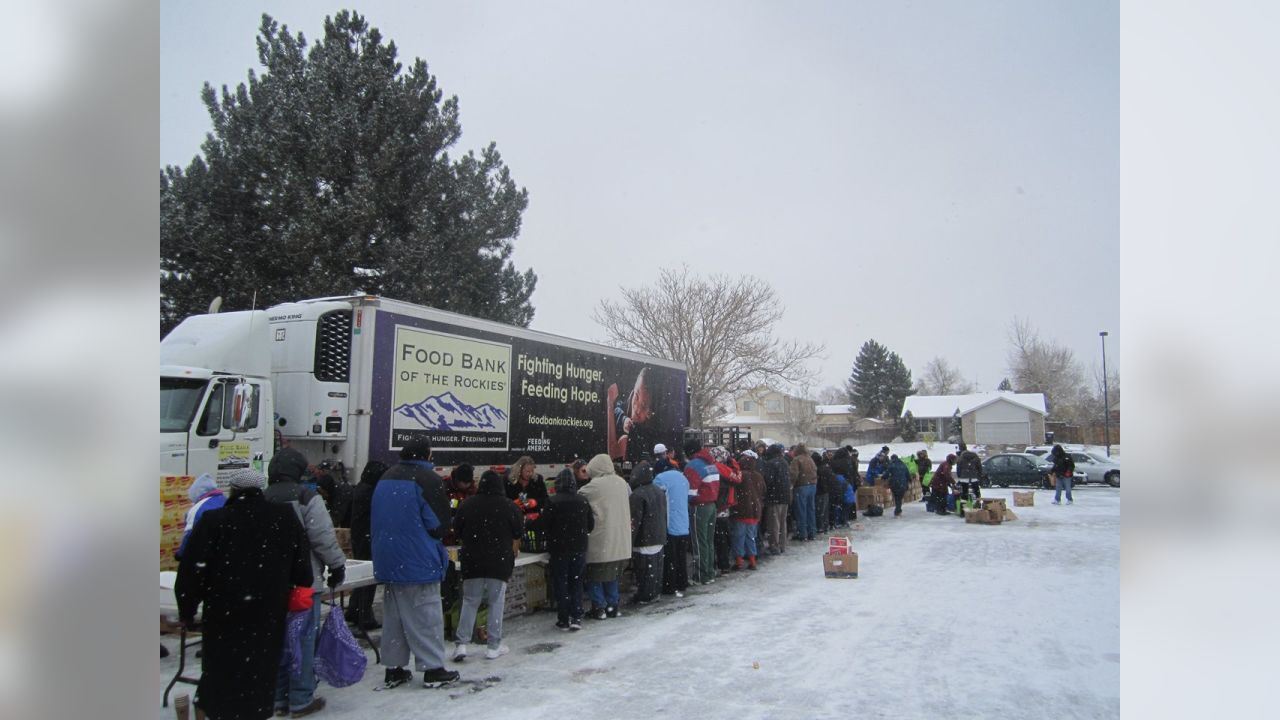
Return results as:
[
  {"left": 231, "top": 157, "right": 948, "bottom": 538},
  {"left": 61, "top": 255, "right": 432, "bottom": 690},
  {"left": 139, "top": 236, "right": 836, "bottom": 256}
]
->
[
  {"left": 1070, "top": 451, "right": 1120, "bottom": 487},
  {"left": 982, "top": 453, "right": 1049, "bottom": 488}
]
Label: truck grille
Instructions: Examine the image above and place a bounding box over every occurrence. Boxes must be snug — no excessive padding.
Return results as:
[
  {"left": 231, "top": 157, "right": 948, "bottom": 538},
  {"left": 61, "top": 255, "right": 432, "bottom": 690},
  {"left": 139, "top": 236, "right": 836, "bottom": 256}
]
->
[{"left": 314, "top": 310, "right": 352, "bottom": 383}]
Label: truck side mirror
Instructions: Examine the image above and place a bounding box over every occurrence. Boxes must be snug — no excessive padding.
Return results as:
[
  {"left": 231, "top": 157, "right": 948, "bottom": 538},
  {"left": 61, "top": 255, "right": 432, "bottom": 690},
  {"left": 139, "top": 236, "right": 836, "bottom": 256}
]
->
[{"left": 230, "top": 381, "right": 256, "bottom": 433}]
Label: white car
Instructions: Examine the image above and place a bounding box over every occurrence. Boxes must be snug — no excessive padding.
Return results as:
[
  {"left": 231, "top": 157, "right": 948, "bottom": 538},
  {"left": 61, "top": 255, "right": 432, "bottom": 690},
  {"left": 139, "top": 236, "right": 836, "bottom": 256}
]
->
[{"left": 1069, "top": 451, "right": 1120, "bottom": 487}]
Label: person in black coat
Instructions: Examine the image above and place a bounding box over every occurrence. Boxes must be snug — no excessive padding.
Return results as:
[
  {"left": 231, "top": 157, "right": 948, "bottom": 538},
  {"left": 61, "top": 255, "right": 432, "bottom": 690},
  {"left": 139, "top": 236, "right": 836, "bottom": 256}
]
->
[
  {"left": 451, "top": 470, "right": 524, "bottom": 661},
  {"left": 761, "top": 444, "right": 792, "bottom": 555},
  {"left": 348, "top": 460, "right": 387, "bottom": 629},
  {"left": 176, "top": 469, "right": 313, "bottom": 720},
  {"left": 813, "top": 452, "right": 835, "bottom": 533},
  {"left": 628, "top": 464, "right": 668, "bottom": 604},
  {"left": 887, "top": 455, "right": 911, "bottom": 517},
  {"left": 542, "top": 468, "right": 595, "bottom": 630}
]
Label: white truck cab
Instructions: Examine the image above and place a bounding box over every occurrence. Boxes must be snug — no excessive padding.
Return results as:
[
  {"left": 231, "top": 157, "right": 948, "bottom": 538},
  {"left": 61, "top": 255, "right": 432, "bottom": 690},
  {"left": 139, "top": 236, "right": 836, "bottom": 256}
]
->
[{"left": 160, "top": 311, "right": 273, "bottom": 486}]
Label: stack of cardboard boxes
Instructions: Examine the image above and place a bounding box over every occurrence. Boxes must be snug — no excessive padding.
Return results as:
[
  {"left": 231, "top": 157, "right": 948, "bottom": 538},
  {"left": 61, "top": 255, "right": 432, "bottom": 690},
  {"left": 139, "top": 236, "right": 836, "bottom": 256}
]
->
[
  {"left": 160, "top": 475, "right": 194, "bottom": 571},
  {"left": 964, "top": 497, "right": 1018, "bottom": 525},
  {"left": 822, "top": 534, "right": 858, "bottom": 578}
]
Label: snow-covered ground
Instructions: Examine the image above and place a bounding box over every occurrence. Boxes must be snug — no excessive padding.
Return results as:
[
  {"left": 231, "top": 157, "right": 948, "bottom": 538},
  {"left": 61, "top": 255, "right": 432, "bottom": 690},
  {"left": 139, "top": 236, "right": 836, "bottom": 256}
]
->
[{"left": 159, "top": 487, "right": 1120, "bottom": 719}]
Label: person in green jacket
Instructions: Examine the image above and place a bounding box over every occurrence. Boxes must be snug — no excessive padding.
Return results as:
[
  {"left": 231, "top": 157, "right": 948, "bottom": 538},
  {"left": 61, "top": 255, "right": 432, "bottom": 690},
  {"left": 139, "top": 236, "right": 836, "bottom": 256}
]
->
[{"left": 916, "top": 449, "right": 933, "bottom": 502}]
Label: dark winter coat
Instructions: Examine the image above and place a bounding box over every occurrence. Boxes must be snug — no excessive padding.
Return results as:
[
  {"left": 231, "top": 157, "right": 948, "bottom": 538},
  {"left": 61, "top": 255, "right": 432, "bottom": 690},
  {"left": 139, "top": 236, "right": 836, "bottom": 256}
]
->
[
  {"left": 349, "top": 462, "right": 386, "bottom": 561},
  {"left": 814, "top": 458, "right": 836, "bottom": 497},
  {"left": 917, "top": 455, "right": 933, "bottom": 476},
  {"left": 831, "top": 448, "right": 861, "bottom": 487},
  {"left": 371, "top": 460, "right": 452, "bottom": 584},
  {"left": 628, "top": 465, "right": 669, "bottom": 548},
  {"left": 732, "top": 456, "right": 765, "bottom": 522},
  {"left": 888, "top": 458, "right": 911, "bottom": 493},
  {"left": 866, "top": 454, "right": 889, "bottom": 484},
  {"left": 542, "top": 469, "right": 595, "bottom": 555},
  {"left": 1051, "top": 449, "right": 1075, "bottom": 479},
  {"left": 762, "top": 449, "right": 792, "bottom": 505},
  {"left": 957, "top": 450, "right": 983, "bottom": 479},
  {"left": 175, "top": 489, "right": 312, "bottom": 720},
  {"left": 506, "top": 473, "right": 550, "bottom": 528},
  {"left": 264, "top": 467, "right": 346, "bottom": 591},
  {"left": 454, "top": 473, "right": 524, "bottom": 581},
  {"left": 932, "top": 459, "right": 955, "bottom": 495}
]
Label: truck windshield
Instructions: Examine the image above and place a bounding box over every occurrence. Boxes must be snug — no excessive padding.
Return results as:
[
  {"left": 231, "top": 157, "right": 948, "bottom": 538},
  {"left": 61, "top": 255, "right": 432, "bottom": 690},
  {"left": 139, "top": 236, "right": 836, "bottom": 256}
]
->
[{"left": 161, "top": 377, "right": 208, "bottom": 433}]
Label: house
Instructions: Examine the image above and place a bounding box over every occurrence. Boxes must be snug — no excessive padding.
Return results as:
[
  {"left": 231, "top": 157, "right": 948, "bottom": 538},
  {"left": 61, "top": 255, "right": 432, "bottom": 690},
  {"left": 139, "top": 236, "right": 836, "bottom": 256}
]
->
[
  {"left": 900, "top": 392, "right": 1047, "bottom": 445},
  {"left": 813, "top": 405, "right": 894, "bottom": 446},
  {"left": 712, "top": 387, "right": 819, "bottom": 447}
]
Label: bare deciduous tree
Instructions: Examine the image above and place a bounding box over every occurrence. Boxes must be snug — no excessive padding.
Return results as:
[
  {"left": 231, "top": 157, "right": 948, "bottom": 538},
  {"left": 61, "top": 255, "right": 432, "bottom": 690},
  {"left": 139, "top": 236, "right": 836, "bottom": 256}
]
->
[
  {"left": 594, "top": 268, "right": 823, "bottom": 426},
  {"left": 816, "top": 385, "right": 848, "bottom": 406},
  {"left": 917, "top": 356, "right": 975, "bottom": 395},
  {"left": 777, "top": 386, "right": 819, "bottom": 446},
  {"left": 1006, "top": 316, "right": 1086, "bottom": 418}
]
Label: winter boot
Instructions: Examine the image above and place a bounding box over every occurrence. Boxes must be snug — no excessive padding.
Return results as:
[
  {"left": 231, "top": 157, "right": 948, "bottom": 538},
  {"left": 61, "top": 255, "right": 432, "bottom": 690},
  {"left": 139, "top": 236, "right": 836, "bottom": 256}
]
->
[
  {"left": 422, "top": 668, "right": 460, "bottom": 688},
  {"left": 383, "top": 667, "right": 413, "bottom": 689},
  {"left": 747, "top": 555, "right": 758, "bottom": 570},
  {"left": 732, "top": 558, "right": 744, "bottom": 571}
]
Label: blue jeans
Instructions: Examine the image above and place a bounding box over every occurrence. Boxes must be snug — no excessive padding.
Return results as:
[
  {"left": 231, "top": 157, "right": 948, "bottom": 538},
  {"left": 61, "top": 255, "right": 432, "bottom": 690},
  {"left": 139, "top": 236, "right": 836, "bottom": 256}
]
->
[
  {"left": 588, "top": 579, "right": 620, "bottom": 609},
  {"left": 731, "top": 522, "right": 758, "bottom": 559},
  {"left": 794, "top": 484, "right": 817, "bottom": 539},
  {"left": 275, "top": 592, "right": 320, "bottom": 712},
  {"left": 550, "top": 552, "right": 587, "bottom": 623},
  {"left": 1055, "top": 474, "right": 1074, "bottom": 502}
]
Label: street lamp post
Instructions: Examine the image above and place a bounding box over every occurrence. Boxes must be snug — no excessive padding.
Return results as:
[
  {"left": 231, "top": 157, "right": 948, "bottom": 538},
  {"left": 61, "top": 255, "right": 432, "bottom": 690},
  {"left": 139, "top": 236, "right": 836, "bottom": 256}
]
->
[{"left": 1100, "top": 331, "right": 1110, "bottom": 457}]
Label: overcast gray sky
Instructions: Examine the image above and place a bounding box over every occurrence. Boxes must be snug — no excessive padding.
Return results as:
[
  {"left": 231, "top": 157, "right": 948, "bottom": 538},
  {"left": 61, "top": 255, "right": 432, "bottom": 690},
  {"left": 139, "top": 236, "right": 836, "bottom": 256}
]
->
[{"left": 161, "top": 0, "right": 1118, "bottom": 394}]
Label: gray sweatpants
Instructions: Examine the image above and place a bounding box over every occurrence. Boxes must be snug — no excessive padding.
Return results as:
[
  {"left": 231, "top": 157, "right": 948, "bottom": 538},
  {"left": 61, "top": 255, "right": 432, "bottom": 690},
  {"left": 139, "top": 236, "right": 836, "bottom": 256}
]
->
[
  {"left": 381, "top": 582, "right": 446, "bottom": 671},
  {"left": 455, "top": 578, "right": 507, "bottom": 649}
]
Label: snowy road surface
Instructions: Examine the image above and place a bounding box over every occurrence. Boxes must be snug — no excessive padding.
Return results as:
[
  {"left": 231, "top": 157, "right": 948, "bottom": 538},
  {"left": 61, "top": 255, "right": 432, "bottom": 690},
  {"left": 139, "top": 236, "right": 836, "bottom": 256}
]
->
[{"left": 159, "top": 487, "right": 1120, "bottom": 719}]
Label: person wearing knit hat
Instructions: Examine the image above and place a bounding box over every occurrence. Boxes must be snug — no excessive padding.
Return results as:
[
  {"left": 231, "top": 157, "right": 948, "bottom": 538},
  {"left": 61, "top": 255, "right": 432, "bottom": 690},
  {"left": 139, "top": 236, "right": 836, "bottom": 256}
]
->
[
  {"left": 175, "top": 463, "right": 312, "bottom": 720},
  {"left": 177, "top": 473, "right": 226, "bottom": 560}
]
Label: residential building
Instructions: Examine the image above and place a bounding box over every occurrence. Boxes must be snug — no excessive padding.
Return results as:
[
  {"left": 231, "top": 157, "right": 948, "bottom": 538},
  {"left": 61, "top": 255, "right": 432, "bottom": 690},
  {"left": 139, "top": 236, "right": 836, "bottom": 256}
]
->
[{"left": 900, "top": 392, "right": 1048, "bottom": 445}]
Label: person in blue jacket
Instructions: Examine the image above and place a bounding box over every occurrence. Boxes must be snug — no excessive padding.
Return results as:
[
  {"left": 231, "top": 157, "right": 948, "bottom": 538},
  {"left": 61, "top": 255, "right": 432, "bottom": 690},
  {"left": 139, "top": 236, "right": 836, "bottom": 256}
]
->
[
  {"left": 176, "top": 473, "right": 225, "bottom": 559},
  {"left": 887, "top": 455, "right": 911, "bottom": 517},
  {"left": 371, "top": 439, "right": 460, "bottom": 689}
]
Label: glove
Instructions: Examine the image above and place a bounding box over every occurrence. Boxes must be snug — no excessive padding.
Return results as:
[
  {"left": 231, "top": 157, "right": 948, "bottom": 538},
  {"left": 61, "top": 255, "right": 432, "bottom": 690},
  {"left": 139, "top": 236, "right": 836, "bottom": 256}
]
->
[{"left": 327, "top": 565, "right": 345, "bottom": 590}]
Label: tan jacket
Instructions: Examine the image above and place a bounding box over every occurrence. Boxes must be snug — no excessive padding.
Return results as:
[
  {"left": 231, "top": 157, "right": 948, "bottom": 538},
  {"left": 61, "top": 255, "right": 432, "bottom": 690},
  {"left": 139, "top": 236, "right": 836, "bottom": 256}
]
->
[
  {"left": 789, "top": 453, "right": 817, "bottom": 488},
  {"left": 579, "top": 454, "right": 633, "bottom": 564}
]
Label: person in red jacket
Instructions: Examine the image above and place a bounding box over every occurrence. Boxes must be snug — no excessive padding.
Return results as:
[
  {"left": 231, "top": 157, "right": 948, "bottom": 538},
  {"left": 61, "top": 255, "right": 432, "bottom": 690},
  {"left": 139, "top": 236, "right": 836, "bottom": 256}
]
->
[
  {"left": 731, "top": 451, "right": 766, "bottom": 570},
  {"left": 682, "top": 438, "right": 721, "bottom": 585},
  {"left": 711, "top": 446, "right": 742, "bottom": 575}
]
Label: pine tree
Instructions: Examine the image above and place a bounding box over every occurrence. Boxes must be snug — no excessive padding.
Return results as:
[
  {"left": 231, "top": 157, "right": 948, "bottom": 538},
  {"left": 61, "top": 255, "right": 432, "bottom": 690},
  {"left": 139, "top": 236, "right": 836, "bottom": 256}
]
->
[
  {"left": 949, "top": 410, "right": 963, "bottom": 440},
  {"left": 845, "top": 340, "right": 889, "bottom": 417},
  {"left": 884, "top": 351, "right": 915, "bottom": 418},
  {"left": 160, "top": 11, "right": 536, "bottom": 333},
  {"left": 900, "top": 410, "right": 918, "bottom": 442},
  {"left": 998, "top": 378, "right": 1013, "bottom": 391}
]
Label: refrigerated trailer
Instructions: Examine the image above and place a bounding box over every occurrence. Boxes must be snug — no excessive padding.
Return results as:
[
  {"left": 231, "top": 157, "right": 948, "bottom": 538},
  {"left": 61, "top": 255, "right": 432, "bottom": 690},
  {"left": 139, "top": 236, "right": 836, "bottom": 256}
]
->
[{"left": 161, "top": 295, "right": 690, "bottom": 486}]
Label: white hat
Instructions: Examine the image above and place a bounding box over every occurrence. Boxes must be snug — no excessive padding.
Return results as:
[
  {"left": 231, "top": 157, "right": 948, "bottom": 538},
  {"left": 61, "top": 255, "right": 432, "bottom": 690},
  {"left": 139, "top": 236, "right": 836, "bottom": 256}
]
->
[
  {"left": 741, "top": 450, "right": 758, "bottom": 459},
  {"left": 653, "top": 443, "right": 668, "bottom": 455},
  {"left": 227, "top": 468, "right": 266, "bottom": 490}
]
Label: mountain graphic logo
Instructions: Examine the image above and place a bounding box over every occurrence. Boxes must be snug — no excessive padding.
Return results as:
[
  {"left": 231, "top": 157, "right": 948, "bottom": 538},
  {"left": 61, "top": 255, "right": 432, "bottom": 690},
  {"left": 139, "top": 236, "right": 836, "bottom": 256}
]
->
[{"left": 394, "top": 391, "right": 509, "bottom": 432}]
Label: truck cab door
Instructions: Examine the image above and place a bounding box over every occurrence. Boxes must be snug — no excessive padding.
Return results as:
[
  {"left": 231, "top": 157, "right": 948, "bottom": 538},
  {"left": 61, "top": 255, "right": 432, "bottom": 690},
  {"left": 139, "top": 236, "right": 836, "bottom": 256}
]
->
[{"left": 186, "top": 378, "right": 269, "bottom": 486}]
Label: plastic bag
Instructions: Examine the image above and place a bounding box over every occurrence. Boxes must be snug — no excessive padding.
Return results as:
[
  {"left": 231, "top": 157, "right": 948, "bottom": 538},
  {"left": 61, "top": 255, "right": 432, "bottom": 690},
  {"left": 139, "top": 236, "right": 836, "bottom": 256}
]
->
[
  {"left": 315, "top": 606, "right": 367, "bottom": 687},
  {"left": 282, "top": 609, "right": 310, "bottom": 679}
]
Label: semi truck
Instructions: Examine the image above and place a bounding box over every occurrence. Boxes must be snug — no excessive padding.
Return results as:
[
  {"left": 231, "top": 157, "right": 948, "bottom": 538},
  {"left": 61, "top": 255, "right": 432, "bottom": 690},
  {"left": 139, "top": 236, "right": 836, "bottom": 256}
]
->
[{"left": 161, "top": 295, "right": 690, "bottom": 487}]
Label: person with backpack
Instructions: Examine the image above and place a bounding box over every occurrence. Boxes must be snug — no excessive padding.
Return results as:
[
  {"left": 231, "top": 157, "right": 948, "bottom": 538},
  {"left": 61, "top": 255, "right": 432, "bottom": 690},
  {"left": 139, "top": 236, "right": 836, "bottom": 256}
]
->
[{"left": 1051, "top": 445, "right": 1076, "bottom": 505}]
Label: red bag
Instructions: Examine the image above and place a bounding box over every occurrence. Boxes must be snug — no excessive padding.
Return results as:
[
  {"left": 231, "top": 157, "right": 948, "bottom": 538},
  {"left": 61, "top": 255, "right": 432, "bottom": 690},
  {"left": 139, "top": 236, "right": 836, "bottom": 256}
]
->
[{"left": 288, "top": 586, "right": 314, "bottom": 612}]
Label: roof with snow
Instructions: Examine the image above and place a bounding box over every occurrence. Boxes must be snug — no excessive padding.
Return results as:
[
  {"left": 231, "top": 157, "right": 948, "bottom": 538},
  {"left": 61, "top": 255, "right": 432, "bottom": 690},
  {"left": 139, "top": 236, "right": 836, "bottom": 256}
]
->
[
  {"left": 815, "top": 404, "right": 854, "bottom": 415},
  {"left": 711, "top": 414, "right": 788, "bottom": 426},
  {"left": 901, "top": 392, "right": 1047, "bottom": 418}
]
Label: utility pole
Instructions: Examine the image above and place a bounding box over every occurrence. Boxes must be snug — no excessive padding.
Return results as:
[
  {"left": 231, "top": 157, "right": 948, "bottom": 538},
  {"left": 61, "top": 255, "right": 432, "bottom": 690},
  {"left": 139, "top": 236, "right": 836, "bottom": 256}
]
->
[{"left": 1100, "top": 331, "right": 1111, "bottom": 457}]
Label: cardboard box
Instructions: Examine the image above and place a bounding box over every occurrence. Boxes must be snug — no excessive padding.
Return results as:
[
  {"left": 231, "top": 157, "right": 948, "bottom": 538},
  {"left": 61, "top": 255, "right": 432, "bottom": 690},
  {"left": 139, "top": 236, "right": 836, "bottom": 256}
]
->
[
  {"left": 823, "top": 552, "right": 858, "bottom": 578},
  {"left": 875, "top": 487, "right": 893, "bottom": 505},
  {"left": 855, "top": 487, "right": 878, "bottom": 511},
  {"left": 1003, "top": 508, "right": 1018, "bottom": 521},
  {"left": 985, "top": 510, "right": 1004, "bottom": 525},
  {"left": 827, "top": 535, "right": 851, "bottom": 555},
  {"left": 964, "top": 509, "right": 990, "bottom": 524},
  {"left": 1013, "top": 491, "right": 1034, "bottom": 507}
]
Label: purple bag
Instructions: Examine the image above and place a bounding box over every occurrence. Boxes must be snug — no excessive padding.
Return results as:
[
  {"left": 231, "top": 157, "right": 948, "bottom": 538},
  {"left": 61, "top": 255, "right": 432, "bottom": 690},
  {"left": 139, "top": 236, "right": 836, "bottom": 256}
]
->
[
  {"left": 282, "top": 610, "right": 310, "bottom": 679},
  {"left": 315, "top": 606, "right": 367, "bottom": 687}
]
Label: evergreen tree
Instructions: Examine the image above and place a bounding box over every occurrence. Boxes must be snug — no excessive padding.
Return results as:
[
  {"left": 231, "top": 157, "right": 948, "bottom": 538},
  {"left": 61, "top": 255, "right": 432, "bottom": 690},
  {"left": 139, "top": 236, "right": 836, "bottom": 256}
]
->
[
  {"left": 998, "top": 377, "right": 1013, "bottom": 391},
  {"left": 949, "top": 409, "right": 963, "bottom": 440},
  {"left": 845, "top": 339, "right": 889, "bottom": 417},
  {"left": 900, "top": 410, "right": 918, "bottom": 442},
  {"left": 161, "top": 11, "right": 536, "bottom": 333},
  {"left": 844, "top": 339, "right": 914, "bottom": 419}
]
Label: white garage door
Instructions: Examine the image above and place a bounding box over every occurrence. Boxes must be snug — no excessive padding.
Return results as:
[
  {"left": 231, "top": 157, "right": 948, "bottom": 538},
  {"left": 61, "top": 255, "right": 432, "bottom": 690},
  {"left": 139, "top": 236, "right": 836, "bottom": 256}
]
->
[{"left": 975, "top": 421, "right": 1031, "bottom": 444}]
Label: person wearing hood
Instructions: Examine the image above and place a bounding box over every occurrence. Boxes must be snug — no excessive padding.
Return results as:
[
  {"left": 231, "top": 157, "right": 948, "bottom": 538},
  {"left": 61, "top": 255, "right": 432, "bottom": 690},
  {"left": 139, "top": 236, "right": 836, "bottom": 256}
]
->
[
  {"left": 176, "top": 473, "right": 225, "bottom": 560},
  {"left": 349, "top": 460, "right": 388, "bottom": 630},
  {"left": 761, "top": 443, "right": 792, "bottom": 555},
  {"left": 930, "top": 454, "right": 956, "bottom": 515},
  {"left": 788, "top": 443, "right": 818, "bottom": 542},
  {"left": 542, "top": 468, "right": 595, "bottom": 630},
  {"left": 579, "top": 454, "right": 633, "bottom": 619},
  {"left": 451, "top": 470, "right": 524, "bottom": 662},
  {"left": 731, "top": 451, "right": 766, "bottom": 570},
  {"left": 682, "top": 439, "right": 721, "bottom": 585},
  {"left": 1050, "top": 444, "right": 1076, "bottom": 505},
  {"left": 866, "top": 447, "right": 890, "bottom": 486},
  {"left": 829, "top": 447, "right": 853, "bottom": 527},
  {"left": 652, "top": 453, "right": 691, "bottom": 598},
  {"left": 264, "top": 445, "right": 346, "bottom": 713},
  {"left": 175, "top": 468, "right": 313, "bottom": 720},
  {"left": 371, "top": 439, "right": 459, "bottom": 690},
  {"left": 916, "top": 450, "right": 933, "bottom": 501},
  {"left": 887, "top": 454, "right": 911, "bottom": 517},
  {"left": 628, "top": 464, "right": 668, "bottom": 604}
]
